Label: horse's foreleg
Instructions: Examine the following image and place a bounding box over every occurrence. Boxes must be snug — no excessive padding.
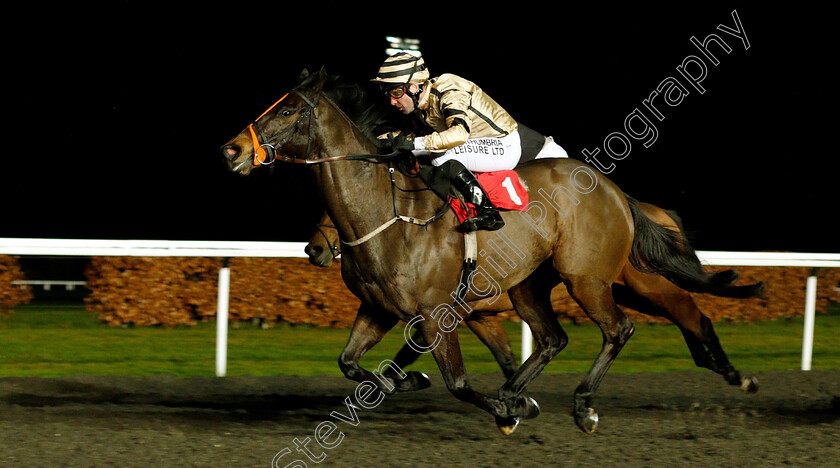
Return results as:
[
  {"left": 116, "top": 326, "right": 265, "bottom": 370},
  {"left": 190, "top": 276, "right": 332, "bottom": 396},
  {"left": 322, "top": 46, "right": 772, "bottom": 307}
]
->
[
  {"left": 416, "top": 311, "right": 537, "bottom": 435},
  {"left": 339, "top": 302, "right": 431, "bottom": 394},
  {"left": 464, "top": 314, "right": 518, "bottom": 379},
  {"left": 567, "top": 276, "right": 634, "bottom": 434}
]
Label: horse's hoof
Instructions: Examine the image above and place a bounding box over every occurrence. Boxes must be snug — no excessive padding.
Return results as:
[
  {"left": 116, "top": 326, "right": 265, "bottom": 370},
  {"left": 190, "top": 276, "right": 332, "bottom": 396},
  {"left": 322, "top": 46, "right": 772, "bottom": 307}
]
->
[
  {"left": 394, "top": 371, "right": 432, "bottom": 393},
  {"left": 520, "top": 396, "right": 541, "bottom": 419},
  {"left": 496, "top": 416, "right": 520, "bottom": 436},
  {"left": 740, "top": 376, "right": 758, "bottom": 393},
  {"left": 575, "top": 407, "right": 599, "bottom": 434}
]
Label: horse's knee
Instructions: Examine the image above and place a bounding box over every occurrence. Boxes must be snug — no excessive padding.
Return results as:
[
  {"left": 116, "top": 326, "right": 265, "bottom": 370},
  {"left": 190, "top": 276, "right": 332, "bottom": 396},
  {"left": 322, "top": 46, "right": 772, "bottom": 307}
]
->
[
  {"left": 554, "top": 329, "right": 570, "bottom": 353},
  {"left": 606, "top": 316, "right": 634, "bottom": 344},
  {"left": 620, "top": 316, "right": 635, "bottom": 339},
  {"left": 537, "top": 330, "right": 569, "bottom": 359},
  {"left": 337, "top": 354, "right": 360, "bottom": 380}
]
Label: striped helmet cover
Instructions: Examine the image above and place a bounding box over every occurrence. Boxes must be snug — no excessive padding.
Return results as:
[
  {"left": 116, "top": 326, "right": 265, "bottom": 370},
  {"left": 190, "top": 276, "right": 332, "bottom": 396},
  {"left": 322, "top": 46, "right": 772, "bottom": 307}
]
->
[{"left": 371, "top": 52, "right": 430, "bottom": 85}]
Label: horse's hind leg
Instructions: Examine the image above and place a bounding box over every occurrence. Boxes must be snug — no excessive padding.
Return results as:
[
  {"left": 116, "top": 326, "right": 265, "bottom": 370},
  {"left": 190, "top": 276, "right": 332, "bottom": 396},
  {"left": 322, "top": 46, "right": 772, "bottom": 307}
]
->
[
  {"left": 567, "top": 276, "right": 635, "bottom": 434},
  {"left": 339, "top": 302, "right": 431, "bottom": 394},
  {"left": 619, "top": 271, "right": 758, "bottom": 392},
  {"left": 679, "top": 315, "right": 757, "bottom": 392}
]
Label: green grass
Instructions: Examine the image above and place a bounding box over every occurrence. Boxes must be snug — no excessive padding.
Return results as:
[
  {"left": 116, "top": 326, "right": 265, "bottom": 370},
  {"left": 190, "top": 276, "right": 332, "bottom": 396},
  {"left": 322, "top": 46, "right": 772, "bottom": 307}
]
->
[{"left": 1, "top": 304, "right": 838, "bottom": 377}]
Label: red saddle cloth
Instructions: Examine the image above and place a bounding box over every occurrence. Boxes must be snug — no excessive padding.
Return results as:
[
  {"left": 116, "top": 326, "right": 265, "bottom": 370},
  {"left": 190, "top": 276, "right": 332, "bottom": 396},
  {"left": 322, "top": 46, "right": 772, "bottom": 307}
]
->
[{"left": 448, "top": 170, "right": 529, "bottom": 223}]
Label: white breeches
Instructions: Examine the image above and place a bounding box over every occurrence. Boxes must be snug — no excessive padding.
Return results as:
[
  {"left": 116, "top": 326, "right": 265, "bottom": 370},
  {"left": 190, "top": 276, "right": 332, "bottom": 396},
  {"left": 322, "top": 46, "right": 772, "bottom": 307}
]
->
[{"left": 430, "top": 130, "right": 522, "bottom": 172}]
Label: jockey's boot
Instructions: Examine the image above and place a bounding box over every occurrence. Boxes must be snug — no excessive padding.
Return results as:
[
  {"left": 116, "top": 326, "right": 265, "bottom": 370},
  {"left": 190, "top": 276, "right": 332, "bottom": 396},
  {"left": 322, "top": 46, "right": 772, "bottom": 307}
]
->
[{"left": 452, "top": 168, "right": 506, "bottom": 233}]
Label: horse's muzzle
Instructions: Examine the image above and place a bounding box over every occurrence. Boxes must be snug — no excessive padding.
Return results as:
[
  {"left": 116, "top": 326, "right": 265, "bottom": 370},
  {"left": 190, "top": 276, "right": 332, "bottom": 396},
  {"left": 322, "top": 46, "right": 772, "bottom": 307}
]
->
[{"left": 305, "top": 244, "right": 333, "bottom": 268}]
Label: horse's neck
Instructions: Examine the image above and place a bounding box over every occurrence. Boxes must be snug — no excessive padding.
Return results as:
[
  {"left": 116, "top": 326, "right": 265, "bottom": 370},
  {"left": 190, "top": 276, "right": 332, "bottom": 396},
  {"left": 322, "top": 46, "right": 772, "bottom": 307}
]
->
[
  {"left": 312, "top": 106, "right": 396, "bottom": 244},
  {"left": 315, "top": 162, "right": 389, "bottom": 239}
]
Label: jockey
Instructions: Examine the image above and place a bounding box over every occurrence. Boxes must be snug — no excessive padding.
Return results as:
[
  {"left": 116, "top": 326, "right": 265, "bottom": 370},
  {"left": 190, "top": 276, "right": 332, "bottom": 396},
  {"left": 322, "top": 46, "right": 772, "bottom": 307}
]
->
[{"left": 372, "top": 52, "right": 516, "bottom": 232}]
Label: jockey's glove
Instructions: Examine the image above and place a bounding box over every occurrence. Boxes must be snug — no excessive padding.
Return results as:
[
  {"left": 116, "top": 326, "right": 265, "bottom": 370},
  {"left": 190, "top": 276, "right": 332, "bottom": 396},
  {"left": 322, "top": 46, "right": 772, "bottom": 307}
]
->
[{"left": 391, "top": 134, "right": 417, "bottom": 151}]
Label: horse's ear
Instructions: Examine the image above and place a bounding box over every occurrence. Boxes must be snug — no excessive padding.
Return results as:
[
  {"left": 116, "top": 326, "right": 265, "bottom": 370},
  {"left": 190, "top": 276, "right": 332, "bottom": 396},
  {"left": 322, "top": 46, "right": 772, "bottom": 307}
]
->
[{"left": 296, "top": 66, "right": 327, "bottom": 93}]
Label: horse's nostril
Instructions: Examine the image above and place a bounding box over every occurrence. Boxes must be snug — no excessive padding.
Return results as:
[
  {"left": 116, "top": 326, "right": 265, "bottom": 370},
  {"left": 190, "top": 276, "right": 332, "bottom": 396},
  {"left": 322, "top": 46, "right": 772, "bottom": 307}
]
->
[
  {"left": 221, "top": 144, "right": 241, "bottom": 160},
  {"left": 310, "top": 246, "right": 324, "bottom": 256}
]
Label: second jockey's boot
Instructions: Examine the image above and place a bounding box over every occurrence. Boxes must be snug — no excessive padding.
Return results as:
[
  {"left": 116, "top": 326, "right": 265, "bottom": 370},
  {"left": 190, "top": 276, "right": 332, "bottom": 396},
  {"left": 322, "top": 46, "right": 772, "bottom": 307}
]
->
[{"left": 452, "top": 168, "right": 505, "bottom": 232}]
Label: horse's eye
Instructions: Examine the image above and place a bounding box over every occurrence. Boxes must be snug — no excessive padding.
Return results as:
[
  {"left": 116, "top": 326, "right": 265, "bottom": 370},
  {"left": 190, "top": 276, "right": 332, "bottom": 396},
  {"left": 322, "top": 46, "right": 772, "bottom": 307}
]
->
[{"left": 280, "top": 109, "right": 293, "bottom": 117}]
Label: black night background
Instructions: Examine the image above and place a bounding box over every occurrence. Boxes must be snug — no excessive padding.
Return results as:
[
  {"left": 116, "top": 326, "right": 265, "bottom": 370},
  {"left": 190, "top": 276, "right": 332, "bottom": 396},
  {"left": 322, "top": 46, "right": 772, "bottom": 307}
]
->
[{"left": 4, "top": 3, "right": 836, "bottom": 253}]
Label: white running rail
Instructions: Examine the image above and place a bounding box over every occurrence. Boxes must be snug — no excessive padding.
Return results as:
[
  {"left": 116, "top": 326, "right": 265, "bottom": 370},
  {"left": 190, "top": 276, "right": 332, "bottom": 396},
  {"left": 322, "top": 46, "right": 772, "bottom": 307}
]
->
[{"left": 1, "top": 239, "right": 838, "bottom": 374}]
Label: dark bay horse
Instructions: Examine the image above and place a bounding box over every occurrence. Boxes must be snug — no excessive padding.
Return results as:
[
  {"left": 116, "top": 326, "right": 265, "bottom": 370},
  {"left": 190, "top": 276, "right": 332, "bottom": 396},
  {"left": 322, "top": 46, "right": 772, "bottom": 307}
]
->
[
  {"left": 306, "top": 209, "right": 760, "bottom": 390},
  {"left": 220, "top": 69, "right": 762, "bottom": 434}
]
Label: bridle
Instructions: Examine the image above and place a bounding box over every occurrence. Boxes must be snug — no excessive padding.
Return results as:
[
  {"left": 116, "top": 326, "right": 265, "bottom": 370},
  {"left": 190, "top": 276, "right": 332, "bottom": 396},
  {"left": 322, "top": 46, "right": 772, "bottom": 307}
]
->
[{"left": 246, "top": 89, "right": 398, "bottom": 166}]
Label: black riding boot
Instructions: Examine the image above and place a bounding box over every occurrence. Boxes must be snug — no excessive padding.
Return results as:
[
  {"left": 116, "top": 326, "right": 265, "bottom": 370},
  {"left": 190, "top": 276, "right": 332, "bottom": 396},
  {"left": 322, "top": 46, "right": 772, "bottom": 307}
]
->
[{"left": 451, "top": 168, "right": 505, "bottom": 232}]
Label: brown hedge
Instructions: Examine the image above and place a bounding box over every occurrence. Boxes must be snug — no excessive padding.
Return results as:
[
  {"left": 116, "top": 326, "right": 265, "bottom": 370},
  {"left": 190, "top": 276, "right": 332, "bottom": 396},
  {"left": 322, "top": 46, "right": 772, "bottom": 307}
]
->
[
  {"left": 0, "top": 255, "right": 33, "bottom": 314},
  {"left": 81, "top": 256, "right": 839, "bottom": 327},
  {"left": 83, "top": 257, "right": 361, "bottom": 327}
]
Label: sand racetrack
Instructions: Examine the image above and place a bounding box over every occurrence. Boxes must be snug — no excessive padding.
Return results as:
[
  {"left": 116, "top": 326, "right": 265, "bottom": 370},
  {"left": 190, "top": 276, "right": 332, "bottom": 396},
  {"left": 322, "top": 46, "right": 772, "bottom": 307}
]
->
[{"left": 1, "top": 370, "right": 838, "bottom": 467}]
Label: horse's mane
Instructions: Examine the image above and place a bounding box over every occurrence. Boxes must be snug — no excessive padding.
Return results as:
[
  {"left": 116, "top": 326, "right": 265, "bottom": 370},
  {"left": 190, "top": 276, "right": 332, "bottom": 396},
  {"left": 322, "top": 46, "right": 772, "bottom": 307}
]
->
[{"left": 316, "top": 73, "right": 408, "bottom": 145}]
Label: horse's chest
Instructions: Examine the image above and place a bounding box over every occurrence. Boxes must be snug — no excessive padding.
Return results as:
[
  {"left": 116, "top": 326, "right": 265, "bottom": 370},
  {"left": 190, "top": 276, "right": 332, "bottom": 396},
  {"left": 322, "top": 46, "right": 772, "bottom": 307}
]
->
[{"left": 339, "top": 257, "right": 414, "bottom": 316}]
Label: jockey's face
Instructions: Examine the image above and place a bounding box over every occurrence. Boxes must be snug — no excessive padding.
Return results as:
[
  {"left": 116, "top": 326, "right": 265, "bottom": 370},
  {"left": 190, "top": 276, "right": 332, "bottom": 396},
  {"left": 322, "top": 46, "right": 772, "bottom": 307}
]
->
[{"left": 389, "top": 83, "right": 420, "bottom": 114}]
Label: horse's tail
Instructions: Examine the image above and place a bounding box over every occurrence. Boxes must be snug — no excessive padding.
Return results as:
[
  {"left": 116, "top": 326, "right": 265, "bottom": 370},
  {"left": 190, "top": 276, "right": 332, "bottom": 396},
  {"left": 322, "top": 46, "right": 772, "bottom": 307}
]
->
[{"left": 625, "top": 195, "right": 764, "bottom": 299}]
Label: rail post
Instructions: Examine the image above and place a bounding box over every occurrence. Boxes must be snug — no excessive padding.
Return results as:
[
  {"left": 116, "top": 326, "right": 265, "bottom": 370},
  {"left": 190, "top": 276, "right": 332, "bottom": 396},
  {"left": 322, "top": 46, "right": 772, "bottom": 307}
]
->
[
  {"left": 801, "top": 268, "right": 818, "bottom": 371},
  {"left": 216, "top": 258, "right": 231, "bottom": 377},
  {"left": 521, "top": 321, "right": 533, "bottom": 364}
]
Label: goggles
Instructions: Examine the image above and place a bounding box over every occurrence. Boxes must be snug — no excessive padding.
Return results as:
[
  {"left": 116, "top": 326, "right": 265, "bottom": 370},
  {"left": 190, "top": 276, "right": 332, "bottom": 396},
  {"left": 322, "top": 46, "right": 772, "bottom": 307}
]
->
[{"left": 384, "top": 84, "right": 408, "bottom": 99}]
